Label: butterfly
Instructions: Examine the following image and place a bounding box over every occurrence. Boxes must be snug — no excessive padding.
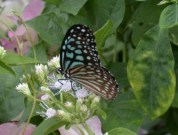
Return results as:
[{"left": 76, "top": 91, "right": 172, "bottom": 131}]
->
[{"left": 57, "top": 24, "right": 118, "bottom": 99}]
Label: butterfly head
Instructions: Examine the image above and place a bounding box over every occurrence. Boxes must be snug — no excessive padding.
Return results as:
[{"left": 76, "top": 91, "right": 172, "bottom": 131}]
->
[{"left": 56, "top": 67, "right": 70, "bottom": 79}]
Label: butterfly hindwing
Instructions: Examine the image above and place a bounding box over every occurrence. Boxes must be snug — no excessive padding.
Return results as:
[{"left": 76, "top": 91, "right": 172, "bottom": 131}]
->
[
  {"left": 60, "top": 24, "right": 100, "bottom": 73},
  {"left": 68, "top": 65, "right": 118, "bottom": 99}
]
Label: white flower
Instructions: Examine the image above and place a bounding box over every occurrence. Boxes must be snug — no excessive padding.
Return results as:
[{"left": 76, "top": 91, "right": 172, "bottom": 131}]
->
[
  {"left": 75, "top": 88, "right": 89, "bottom": 99},
  {"left": 0, "top": 46, "right": 6, "bottom": 59},
  {"left": 41, "top": 94, "right": 50, "bottom": 101},
  {"left": 16, "top": 83, "right": 31, "bottom": 96},
  {"left": 48, "top": 73, "right": 71, "bottom": 91},
  {"left": 35, "top": 64, "right": 48, "bottom": 75},
  {"left": 45, "top": 108, "right": 57, "bottom": 118},
  {"left": 80, "top": 104, "right": 87, "bottom": 112},
  {"left": 40, "top": 86, "right": 50, "bottom": 92},
  {"left": 49, "top": 80, "right": 71, "bottom": 91},
  {"left": 60, "top": 81, "right": 72, "bottom": 92},
  {"left": 48, "top": 56, "right": 60, "bottom": 69},
  {"left": 54, "top": 81, "right": 63, "bottom": 89}
]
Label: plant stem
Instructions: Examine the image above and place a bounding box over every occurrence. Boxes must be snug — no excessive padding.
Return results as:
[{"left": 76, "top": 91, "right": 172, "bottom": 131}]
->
[
  {"left": 83, "top": 122, "right": 95, "bottom": 135},
  {"left": 76, "top": 124, "right": 85, "bottom": 135},
  {"left": 60, "top": 92, "right": 64, "bottom": 104},
  {"left": 123, "top": 37, "right": 127, "bottom": 63},
  {"left": 20, "top": 59, "right": 37, "bottom": 135},
  {"left": 14, "top": 13, "right": 37, "bottom": 63},
  {"left": 99, "top": 49, "right": 108, "bottom": 65},
  {"left": 113, "top": 31, "right": 117, "bottom": 63}
]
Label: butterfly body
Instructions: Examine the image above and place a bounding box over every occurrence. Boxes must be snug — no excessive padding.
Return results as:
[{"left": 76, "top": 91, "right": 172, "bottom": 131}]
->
[{"left": 58, "top": 24, "right": 118, "bottom": 99}]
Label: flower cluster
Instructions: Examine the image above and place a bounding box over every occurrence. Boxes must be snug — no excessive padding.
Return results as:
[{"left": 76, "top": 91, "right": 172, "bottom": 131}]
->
[{"left": 16, "top": 56, "right": 104, "bottom": 135}]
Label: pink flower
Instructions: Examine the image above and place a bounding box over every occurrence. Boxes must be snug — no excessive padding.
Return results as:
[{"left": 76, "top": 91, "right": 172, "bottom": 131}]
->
[
  {"left": 22, "top": 0, "right": 45, "bottom": 21},
  {"left": 1, "top": 38, "right": 17, "bottom": 52},
  {"left": 1, "top": 0, "right": 45, "bottom": 53},
  {"left": 58, "top": 116, "right": 103, "bottom": 135},
  {"left": 0, "top": 122, "right": 36, "bottom": 135}
]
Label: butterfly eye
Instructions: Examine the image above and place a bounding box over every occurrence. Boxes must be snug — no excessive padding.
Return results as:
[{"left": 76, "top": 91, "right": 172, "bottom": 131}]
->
[{"left": 56, "top": 68, "right": 62, "bottom": 74}]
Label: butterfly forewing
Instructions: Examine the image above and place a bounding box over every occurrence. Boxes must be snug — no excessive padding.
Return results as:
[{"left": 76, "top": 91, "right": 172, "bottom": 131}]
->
[
  {"left": 68, "top": 65, "right": 118, "bottom": 99},
  {"left": 60, "top": 24, "right": 100, "bottom": 73}
]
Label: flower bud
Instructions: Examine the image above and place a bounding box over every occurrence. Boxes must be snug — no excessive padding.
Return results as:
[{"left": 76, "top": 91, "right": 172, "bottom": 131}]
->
[
  {"left": 57, "top": 110, "right": 71, "bottom": 122},
  {"left": 35, "top": 64, "right": 48, "bottom": 83},
  {"left": 77, "top": 98, "right": 83, "bottom": 105},
  {"left": 64, "top": 101, "right": 73, "bottom": 108},
  {"left": 41, "top": 94, "right": 50, "bottom": 101},
  {"left": 90, "top": 96, "right": 101, "bottom": 111},
  {"left": 16, "top": 83, "right": 31, "bottom": 96},
  {"left": 57, "top": 110, "right": 65, "bottom": 116},
  {"left": 0, "top": 46, "right": 6, "bottom": 59},
  {"left": 80, "top": 104, "right": 87, "bottom": 112},
  {"left": 92, "top": 96, "right": 100, "bottom": 104},
  {"left": 20, "top": 74, "right": 31, "bottom": 82}
]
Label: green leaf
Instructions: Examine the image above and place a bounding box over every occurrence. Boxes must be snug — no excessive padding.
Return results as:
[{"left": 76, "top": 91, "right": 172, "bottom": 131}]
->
[
  {"left": 131, "top": 0, "right": 163, "bottom": 46},
  {"left": 2, "top": 52, "right": 36, "bottom": 65},
  {"left": 27, "top": 13, "right": 69, "bottom": 45},
  {"left": 127, "top": 26, "right": 176, "bottom": 119},
  {"left": 60, "top": 0, "right": 88, "bottom": 15},
  {"left": 32, "top": 117, "right": 67, "bottom": 135},
  {"left": 0, "top": 60, "right": 16, "bottom": 76},
  {"left": 108, "top": 127, "right": 137, "bottom": 135},
  {"left": 27, "top": 41, "right": 48, "bottom": 63},
  {"left": 102, "top": 91, "right": 144, "bottom": 132},
  {"left": 102, "top": 34, "right": 123, "bottom": 63},
  {"left": 109, "top": 63, "right": 129, "bottom": 90},
  {"left": 94, "top": 20, "right": 113, "bottom": 49},
  {"left": 169, "top": 26, "right": 178, "bottom": 46},
  {"left": 85, "top": 0, "right": 125, "bottom": 32},
  {"left": 0, "top": 67, "right": 25, "bottom": 122},
  {"left": 159, "top": 3, "right": 178, "bottom": 29},
  {"left": 44, "top": 0, "right": 60, "bottom": 4},
  {"left": 172, "top": 45, "right": 178, "bottom": 108}
]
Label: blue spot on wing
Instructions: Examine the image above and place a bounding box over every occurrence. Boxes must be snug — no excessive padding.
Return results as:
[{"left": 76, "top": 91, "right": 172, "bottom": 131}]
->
[
  {"left": 76, "top": 55, "right": 84, "bottom": 61},
  {"left": 60, "top": 24, "right": 100, "bottom": 72},
  {"left": 75, "top": 50, "right": 82, "bottom": 54}
]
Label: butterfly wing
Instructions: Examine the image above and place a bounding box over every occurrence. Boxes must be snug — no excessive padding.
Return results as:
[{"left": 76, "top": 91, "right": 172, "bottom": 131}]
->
[
  {"left": 60, "top": 24, "right": 100, "bottom": 73},
  {"left": 68, "top": 65, "right": 118, "bottom": 99}
]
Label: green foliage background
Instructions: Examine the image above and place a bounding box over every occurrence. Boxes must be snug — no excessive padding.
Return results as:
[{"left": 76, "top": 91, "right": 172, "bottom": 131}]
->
[{"left": 0, "top": 0, "right": 178, "bottom": 134}]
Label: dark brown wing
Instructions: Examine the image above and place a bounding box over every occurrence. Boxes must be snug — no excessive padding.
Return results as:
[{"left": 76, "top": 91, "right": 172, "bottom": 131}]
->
[{"left": 68, "top": 65, "right": 118, "bottom": 99}]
